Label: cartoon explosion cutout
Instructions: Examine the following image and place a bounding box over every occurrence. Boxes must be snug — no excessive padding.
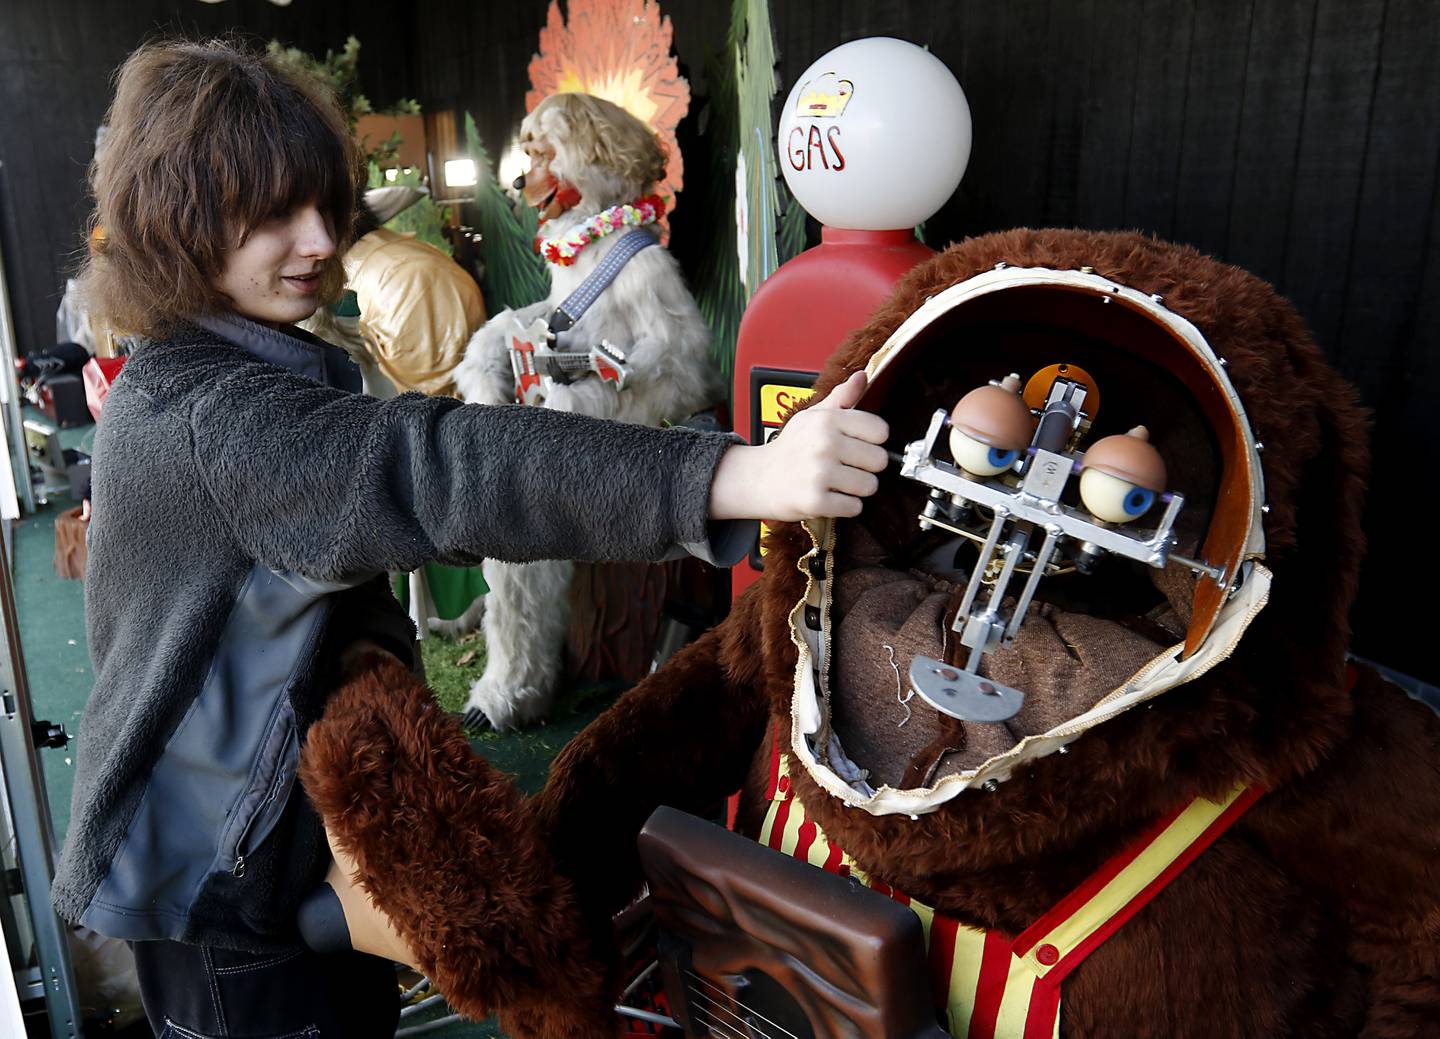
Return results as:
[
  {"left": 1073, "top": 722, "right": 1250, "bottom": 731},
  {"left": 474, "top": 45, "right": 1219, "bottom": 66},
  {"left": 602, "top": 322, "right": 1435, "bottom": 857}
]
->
[{"left": 527, "top": 0, "right": 690, "bottom": 226}]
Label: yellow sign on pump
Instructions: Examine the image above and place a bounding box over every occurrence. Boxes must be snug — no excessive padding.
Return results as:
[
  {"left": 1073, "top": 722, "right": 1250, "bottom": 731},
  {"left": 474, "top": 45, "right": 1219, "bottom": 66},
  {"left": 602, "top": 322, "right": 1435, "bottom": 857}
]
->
[
  {"left": 758, "top": 383, "right": 815, "bottom": 442},
  {"left": 759, "top": 383, "right": 815, "bottom": 426}
]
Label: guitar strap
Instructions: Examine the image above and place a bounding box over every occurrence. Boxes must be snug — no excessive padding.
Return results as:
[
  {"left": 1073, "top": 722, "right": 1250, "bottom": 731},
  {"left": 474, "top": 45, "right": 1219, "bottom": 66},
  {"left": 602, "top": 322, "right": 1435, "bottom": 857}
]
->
[
  {"left": 758, "top": 731, "right": 1261, "bottom": 1038},
  {"left": 547, "top": 228, "right": 659, "bottom": 335}
]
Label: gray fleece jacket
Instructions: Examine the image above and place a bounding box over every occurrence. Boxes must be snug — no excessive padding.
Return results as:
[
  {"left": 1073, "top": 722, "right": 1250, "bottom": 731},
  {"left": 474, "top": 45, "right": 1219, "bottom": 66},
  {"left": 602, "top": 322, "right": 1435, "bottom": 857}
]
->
[{"left": 51, "top": 313, "right": 749, "bottom": 951}]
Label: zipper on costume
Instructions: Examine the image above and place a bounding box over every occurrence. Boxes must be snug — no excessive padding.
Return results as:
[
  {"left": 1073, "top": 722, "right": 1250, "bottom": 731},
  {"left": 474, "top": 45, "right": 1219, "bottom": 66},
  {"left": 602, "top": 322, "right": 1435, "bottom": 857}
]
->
[{"left": 230, "top": 749, "right": 294, "bottom": 878}]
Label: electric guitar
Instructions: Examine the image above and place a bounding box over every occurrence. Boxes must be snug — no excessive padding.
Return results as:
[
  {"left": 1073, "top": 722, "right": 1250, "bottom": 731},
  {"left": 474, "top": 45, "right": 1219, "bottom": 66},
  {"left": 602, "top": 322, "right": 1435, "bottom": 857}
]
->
[{"left": 507, "top": 316, "right": 632, "bottom": 405}]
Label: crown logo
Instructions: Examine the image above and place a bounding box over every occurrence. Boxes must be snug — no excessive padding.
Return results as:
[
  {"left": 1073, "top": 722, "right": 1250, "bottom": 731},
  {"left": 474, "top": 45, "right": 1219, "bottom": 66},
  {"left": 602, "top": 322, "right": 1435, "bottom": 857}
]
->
[{"left": 796, "top": 73, "right": 854, "bottom": 118}]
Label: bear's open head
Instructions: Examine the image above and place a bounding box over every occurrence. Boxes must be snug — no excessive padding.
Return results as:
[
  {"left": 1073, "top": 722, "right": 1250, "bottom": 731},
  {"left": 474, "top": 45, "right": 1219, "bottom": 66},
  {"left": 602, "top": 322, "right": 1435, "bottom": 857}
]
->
[{"left": 760, "top": 228, "right": 1369, "bottom": 884}]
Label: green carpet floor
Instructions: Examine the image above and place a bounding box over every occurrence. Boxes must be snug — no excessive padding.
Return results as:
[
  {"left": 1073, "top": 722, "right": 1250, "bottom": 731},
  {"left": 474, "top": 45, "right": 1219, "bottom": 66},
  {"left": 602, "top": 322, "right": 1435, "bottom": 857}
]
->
[
  {"left": 11, "top": 492, "right": 90, "bottom": 847},
  {"left": 11, "top": 476, "right": 621, "bottom": 1038}
]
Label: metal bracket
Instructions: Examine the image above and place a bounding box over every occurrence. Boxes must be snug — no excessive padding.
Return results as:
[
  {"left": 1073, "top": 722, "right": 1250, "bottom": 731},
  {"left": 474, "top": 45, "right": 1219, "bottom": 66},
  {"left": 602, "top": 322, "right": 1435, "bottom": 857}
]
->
[
  {"left": 908, "top": 655, "right": 1025, "bottom": 722},
  {"left": 898, "top": 376, "right": 1226, "bottom": 729}
]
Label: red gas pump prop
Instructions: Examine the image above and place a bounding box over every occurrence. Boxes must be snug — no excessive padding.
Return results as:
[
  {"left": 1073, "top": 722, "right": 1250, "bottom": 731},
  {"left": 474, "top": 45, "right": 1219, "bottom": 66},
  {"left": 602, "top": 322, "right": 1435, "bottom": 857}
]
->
[
  {"left": 730, "top": 38, "right": 972, "bottom": 597},
  {"left": 731, "top": 228, "right": 933, "bottom": 595}
]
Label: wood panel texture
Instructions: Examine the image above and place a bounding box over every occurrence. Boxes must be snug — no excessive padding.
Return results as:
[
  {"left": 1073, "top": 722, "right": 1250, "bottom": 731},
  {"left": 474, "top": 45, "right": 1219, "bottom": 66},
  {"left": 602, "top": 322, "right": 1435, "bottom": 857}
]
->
[{"left": 0, "top": 0, "right": 1434, "bottom": 679}]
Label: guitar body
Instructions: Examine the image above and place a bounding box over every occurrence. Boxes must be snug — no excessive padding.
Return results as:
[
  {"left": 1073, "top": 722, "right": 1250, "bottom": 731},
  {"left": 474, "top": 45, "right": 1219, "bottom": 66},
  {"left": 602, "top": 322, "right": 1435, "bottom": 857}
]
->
[{"left": 639, "top": 807, "right": 950, "bottom": 1039}]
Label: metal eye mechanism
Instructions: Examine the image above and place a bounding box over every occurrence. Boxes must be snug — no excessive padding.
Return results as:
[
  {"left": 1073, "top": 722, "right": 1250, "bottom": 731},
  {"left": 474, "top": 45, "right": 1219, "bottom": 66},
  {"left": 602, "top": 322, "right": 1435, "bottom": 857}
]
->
[
  {"left": 946, "top": 373, "right": 1035, "bottom": 478},
  {"left": 898, "top": 369, "right": 1224, "bottom": 727}
]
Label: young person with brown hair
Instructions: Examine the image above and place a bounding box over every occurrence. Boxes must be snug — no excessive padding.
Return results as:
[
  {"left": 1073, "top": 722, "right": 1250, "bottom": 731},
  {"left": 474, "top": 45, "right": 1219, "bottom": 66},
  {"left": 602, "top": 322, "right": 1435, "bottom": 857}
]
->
[{"left": 50, "top": 39, "right": 889, "bottom": 1037}]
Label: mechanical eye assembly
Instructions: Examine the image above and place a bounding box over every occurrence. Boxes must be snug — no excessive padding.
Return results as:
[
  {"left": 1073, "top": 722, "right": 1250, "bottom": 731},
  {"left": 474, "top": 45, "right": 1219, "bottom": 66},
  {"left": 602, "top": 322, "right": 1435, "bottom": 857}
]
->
[{"left": 898, "top": 365, "right": 1225, "bottom": 725}]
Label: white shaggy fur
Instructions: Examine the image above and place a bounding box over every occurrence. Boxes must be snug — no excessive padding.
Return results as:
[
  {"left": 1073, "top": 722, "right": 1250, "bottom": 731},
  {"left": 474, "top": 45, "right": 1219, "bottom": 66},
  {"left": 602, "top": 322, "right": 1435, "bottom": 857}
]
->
[{"left": 450, "top": 94, "right": 720, "bottom": 730}]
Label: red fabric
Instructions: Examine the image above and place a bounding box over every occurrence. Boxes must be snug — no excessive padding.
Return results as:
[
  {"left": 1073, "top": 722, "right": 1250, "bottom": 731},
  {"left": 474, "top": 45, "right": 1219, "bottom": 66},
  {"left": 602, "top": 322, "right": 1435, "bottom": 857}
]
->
[
  {"left": 1041, "top": 786, "right": 1264, "bottom": 985},
  {"left": 928, "top": 914, "right": 961, "bottom": 1019},
  {"left": 764, "top": 723, "right": 783, "bottom": 800},
  {"left": 1009, "top": 800, "right": 1194, "bottom": 960},
  {"left": 766, "top": 799, "right": 791, "bottom": 851},
  {"left": 724, "top": 792, "right": 741, "bottom": 831},
  {"left": 793, "top": 818, "right": 818, "bottom": 862},
  {"left": 1022, "top": 983, "right": 1062, "bottom": 1039},
  {"left": 82, "top": 356, "right": 127, "bottom": 422},
  {"left": 969, "top": 930, "right": 1015, "bottom": 1039}
]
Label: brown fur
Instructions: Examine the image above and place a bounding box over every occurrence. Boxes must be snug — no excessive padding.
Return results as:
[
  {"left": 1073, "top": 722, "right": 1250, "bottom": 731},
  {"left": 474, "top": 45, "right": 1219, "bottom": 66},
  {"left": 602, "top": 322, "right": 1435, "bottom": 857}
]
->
[
  {"left": 306, "top": 229, "right": 1436, "bottom": 1036},
  {"left": 299, "top": 656, "right": 609, "bottom": 1033},
  {"left": 525, "top": 231, "right": 1440, "bottom": 1036}
]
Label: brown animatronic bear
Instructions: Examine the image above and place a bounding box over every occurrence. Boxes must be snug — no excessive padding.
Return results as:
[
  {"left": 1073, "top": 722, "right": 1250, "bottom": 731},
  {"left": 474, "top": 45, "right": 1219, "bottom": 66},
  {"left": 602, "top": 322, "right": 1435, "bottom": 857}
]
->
[{"left": 301, "top": 229, "right": 1440, "bottom": 1037}]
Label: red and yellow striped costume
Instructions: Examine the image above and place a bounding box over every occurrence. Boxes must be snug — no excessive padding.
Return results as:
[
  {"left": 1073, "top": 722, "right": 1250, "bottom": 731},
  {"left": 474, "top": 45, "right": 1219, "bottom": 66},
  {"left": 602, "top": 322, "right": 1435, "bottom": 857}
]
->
[{"left": 758, "top": 739, "right": 1261, "bottom": 1038}]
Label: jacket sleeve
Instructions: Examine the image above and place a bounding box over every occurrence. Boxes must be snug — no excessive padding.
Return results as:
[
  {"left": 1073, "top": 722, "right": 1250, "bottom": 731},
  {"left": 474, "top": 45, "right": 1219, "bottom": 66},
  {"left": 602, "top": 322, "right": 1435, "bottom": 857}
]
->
[{"left": 182, "top": 354, "right": 747, "bottom": 580}]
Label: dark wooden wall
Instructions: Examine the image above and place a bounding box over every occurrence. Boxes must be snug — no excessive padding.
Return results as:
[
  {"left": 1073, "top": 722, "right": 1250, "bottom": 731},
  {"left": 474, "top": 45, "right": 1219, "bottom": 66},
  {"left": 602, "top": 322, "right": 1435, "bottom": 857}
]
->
[{"left": 2, "top": 0, "right": 1436, "bottom": 680}]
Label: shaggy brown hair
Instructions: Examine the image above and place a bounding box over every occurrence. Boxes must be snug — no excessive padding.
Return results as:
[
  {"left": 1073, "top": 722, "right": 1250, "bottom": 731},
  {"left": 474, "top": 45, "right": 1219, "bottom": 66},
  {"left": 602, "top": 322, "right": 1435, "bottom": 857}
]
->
[{"left": 80, "top": 39, "right": 359, "bottom": 337}]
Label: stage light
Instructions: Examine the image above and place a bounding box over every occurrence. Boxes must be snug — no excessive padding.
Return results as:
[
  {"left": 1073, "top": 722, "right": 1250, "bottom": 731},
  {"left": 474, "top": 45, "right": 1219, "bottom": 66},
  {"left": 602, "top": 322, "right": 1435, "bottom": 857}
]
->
[{"left": 444, "top": 159, "right": 478, "bottom": 189}]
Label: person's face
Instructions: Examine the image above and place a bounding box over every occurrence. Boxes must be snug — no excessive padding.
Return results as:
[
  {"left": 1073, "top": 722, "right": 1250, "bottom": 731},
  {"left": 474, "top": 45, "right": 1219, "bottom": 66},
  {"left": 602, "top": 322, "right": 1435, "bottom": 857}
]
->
[{"left": 214, "top": 202, "right": 337, "bottom": 326}]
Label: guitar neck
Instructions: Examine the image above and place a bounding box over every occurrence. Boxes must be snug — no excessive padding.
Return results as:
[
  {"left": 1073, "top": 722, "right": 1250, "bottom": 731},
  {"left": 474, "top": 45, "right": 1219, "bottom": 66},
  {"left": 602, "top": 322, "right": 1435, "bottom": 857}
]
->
[{"left": 553, "top": 352, "right": 597, "bottom": 372}]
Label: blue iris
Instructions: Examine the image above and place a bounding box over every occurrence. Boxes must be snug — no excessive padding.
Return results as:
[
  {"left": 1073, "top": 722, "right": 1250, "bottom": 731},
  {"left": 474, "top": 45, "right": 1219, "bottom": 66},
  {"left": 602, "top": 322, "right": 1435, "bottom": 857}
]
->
[
  {"left": 1124, "top": 487, "right": 1156, "bottom": 517},
  {"left": 987, "top": 446, "right": 1018, "bottom": 470}
]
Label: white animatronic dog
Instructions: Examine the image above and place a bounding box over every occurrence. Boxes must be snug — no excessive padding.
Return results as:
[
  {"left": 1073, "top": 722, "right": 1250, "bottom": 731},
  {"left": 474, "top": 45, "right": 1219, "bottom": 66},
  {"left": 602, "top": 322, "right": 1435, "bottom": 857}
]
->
[{"left": 451, "top": 92, "right": 721, "bottom": 731}]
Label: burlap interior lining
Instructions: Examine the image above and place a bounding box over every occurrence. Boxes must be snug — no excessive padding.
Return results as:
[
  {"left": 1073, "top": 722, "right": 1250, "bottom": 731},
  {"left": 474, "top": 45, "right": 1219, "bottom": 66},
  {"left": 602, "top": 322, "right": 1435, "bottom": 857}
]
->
[
  {"left": 831, "top": 563, "right": 1187, "bottom": 789},
  {"left": 829, "top": 505, "right": 1200, "bottom": 792}
]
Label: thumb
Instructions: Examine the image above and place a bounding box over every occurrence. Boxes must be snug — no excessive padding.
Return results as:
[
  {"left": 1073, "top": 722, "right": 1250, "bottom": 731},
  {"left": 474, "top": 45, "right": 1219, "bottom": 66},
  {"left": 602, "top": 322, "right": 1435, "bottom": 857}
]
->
[{"left": 814, "top": 369, "right": 867, "bottom": 411}]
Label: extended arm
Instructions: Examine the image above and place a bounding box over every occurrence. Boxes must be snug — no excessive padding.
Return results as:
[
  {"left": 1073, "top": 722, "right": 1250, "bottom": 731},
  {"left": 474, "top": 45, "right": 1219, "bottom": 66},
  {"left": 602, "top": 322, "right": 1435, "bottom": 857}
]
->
[{"left": 182, "top": 351, "right": 736, "bottom": 578}]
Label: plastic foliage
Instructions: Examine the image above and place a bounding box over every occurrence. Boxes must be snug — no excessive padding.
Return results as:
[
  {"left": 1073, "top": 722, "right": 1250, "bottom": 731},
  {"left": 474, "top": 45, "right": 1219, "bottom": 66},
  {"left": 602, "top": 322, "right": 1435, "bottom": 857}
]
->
[
  {"left": 266, "top": 36, "right": 422, "bottom": 167},
  {"left": 365, "top": 163, "right": 453, "bottom": 257},
  {"left": 736, "top": 0, "right": 783, "bottom": 298},
  {"left": 463, "top": 114, "right": 550, "bottom": 314},
  {"left": 689, "top": 0, "right": 788, "bottom": 379}
]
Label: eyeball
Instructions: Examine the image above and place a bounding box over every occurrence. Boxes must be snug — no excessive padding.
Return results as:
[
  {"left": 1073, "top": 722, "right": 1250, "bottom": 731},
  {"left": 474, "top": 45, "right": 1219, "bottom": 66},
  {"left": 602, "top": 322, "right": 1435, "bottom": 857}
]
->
[
  {"left": 949, "top": 428, "right": 1020, "bottom": 476},
  {"left": 1079, "top": 468, "right": 1156, "bottom": 523},
  {"left": 1079, "top": 425, "right": 1166, "bottom": 523},
  {"left": 947, "top": 374, "right": 1033, "bottom": 477}
]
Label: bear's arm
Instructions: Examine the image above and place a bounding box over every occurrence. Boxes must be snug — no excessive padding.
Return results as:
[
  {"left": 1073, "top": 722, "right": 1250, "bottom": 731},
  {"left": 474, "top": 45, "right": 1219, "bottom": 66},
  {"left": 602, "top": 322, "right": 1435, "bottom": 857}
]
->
[
  {"left": 1245, "top": 667, "right": 1440, "bottom": 1037},
  {"left": 533, "top": 588, "right": 772, "bottom": 931}
]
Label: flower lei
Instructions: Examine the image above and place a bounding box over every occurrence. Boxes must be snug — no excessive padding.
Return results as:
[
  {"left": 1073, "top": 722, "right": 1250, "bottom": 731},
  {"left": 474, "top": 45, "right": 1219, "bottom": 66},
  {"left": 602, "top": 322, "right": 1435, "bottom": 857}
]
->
[{"left": 536, "top": 194, "right": 666, "bottom": 266}]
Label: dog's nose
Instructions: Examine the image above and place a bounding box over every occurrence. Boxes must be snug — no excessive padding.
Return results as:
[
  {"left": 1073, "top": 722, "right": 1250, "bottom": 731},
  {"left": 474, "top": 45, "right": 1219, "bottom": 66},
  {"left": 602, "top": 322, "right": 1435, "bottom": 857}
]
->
[{"left": 512, "top": 174, "right": 526, "bottom": 191}]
